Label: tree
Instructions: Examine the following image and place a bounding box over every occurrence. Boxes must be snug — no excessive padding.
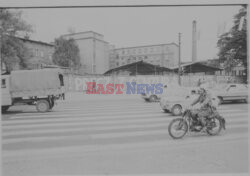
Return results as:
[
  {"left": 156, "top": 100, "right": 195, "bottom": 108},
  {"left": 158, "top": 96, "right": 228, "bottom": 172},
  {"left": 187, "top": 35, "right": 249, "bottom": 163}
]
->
[
  {"left": 217, "top": 6, "right": 247, "bottom": 76},
  {"left": 52, "top": 37, "right": 81, "bottom": 69},
  {"left": 0, "top": 9, "right": 33, "bottom": 72}
]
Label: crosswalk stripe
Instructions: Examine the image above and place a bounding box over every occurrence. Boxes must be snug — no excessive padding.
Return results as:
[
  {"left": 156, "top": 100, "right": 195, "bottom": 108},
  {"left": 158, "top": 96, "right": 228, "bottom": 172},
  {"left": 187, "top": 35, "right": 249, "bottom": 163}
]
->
[
  {"left": 2, "top": 98, "right": 248, "bottom": 159},
  {"left": 2, "top": 118, "right": 247, "bottom": 137},
  {"left": 7, "top": 109, "right": 164, "bottom": 119},
  {"left": 2, "top": 111, "right": 247, "bottom": 127},
  {"left": 2, "top": 107, "right": 247, "bottom": 122},
  {"left": 9, "top": 104, "right": 241, "bottom": 117},
  {"left": 2, "top": 117, "right": 170, "bottom": 129},
  {"left": 2, "top": 123, "right": 248, "bottom": 145},
  {"left": 2, "top": 116, "right": 247, "bottom": 133},
  {"left": 3, "top": 133, "right": 248, "bottom": 161}
]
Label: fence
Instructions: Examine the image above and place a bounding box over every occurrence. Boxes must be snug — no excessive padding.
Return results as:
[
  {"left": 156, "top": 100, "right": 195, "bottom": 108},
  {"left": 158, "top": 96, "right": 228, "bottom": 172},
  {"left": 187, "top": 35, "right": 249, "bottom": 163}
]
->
[{"left": 63, "top": 74, "right": 245, "bottom": 92}]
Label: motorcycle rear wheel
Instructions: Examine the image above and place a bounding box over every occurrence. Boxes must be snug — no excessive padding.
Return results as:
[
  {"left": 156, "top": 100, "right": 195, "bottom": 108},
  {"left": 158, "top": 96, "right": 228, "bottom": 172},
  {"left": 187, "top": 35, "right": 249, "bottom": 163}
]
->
[
  {"left": 168, "top": 118, "right": 188, "bottom": 139},
  {"left": 206, "top": 116, "right": 222, "bottom": 135}
]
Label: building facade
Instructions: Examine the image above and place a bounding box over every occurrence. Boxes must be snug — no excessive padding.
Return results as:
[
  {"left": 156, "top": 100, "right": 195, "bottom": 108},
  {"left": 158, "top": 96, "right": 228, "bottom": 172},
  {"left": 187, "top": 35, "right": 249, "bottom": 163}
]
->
[
  {"left": 62, "top": 31, "right": 110, "bottom": 74},
  {"left": 19, "top": 37, "right": 54, "bottom": 69},
  {"left": 111, "top": 43, "right": 179, "bottom": 69}
]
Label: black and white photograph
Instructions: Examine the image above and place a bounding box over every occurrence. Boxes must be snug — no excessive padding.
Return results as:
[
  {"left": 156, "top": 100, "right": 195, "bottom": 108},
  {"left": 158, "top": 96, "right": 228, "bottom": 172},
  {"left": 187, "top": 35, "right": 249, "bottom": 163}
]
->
[{"left": 0, "top": 0, "right": 249, "bottom": 175}]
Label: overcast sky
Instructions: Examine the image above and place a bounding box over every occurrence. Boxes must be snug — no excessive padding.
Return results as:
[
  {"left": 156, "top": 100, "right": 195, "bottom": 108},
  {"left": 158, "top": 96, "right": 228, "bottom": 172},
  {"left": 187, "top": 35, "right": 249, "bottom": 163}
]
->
[{"left": 1, "top": 1, "right": 243, "bottom": 62}]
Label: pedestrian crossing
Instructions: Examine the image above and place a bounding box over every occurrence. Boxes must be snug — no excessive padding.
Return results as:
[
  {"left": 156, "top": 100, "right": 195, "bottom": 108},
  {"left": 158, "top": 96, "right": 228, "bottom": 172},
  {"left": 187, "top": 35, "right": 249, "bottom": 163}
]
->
[{"left": 1, "top": 96, "right": 248, "bottom": 160}]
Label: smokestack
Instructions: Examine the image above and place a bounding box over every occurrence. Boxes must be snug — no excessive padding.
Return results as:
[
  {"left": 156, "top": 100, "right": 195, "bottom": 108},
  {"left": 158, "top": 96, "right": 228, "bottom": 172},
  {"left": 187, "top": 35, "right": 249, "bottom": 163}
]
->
[{"left": 192, "top": 20, "right": 197, "bottom": 62}]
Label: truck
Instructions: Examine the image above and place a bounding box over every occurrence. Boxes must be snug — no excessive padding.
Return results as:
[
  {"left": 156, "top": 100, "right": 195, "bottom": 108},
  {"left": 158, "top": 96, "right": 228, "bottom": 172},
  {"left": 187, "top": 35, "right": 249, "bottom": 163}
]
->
[{"left": 1, "top": 69, "right": 65, "bottom": 113}]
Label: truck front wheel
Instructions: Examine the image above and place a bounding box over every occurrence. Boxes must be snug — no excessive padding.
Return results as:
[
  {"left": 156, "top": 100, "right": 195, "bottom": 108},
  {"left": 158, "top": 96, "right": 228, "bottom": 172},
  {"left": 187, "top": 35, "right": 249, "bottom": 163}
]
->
[{"left": 36, "top": 100, "right": 50, "bottom": 112}]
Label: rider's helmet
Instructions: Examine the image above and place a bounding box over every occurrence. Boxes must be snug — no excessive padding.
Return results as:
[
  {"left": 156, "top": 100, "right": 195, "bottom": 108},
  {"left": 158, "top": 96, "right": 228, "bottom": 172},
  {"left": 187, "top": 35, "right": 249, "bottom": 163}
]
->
[{"left": 199, "top": 81, "right": 209, "bottom": 94}]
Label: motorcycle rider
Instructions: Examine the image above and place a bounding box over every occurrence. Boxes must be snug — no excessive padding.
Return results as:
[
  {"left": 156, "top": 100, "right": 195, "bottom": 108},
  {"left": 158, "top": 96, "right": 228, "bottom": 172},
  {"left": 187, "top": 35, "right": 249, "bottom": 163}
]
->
[{"left": 190, "top": 82, "right": 213, "bottom": 129}]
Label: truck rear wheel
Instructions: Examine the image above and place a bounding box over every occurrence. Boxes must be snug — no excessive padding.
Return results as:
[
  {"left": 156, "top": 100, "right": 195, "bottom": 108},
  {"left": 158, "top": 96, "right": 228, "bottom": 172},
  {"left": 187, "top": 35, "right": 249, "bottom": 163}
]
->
[{"left": 36, "top": 100, "right": 49, "bottom": 112}]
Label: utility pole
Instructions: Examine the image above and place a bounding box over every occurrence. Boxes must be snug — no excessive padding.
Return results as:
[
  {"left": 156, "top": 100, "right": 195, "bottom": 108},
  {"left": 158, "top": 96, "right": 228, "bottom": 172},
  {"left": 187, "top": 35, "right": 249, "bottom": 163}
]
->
[
  {"left": 178, "top": 33, "right": 181, "bottom": 86},
  {"left": 93, "top": 38, "right": 96, "bottom": 74},
  {"left": 135, "top": 62, "right": 137, "bottom": 76},
  {"left": 0, "top": 21, "right": 3, "bottom": 72}
]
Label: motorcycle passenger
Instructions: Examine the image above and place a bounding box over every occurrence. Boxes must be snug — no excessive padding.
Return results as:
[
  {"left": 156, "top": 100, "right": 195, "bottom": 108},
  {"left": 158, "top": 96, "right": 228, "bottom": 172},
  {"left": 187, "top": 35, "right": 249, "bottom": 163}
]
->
[{"left": 190, "top": 83, "right": 213, "bottom": 129}]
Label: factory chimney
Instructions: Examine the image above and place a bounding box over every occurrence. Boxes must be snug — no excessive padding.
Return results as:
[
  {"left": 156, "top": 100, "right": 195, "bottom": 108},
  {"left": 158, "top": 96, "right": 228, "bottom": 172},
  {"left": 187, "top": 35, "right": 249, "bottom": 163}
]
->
[{"left": 192, "top": 20, "right": 197, "bottom": 62}]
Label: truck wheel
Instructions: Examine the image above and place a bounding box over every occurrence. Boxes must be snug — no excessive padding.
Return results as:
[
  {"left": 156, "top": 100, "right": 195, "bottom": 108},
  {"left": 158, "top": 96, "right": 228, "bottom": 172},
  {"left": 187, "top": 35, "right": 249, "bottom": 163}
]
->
[
  {"left": 36, "top": 100, "right": 49, "bottom": 112},
  {"left": 2, "top": 106, "right": 10, "bottom": 113}
]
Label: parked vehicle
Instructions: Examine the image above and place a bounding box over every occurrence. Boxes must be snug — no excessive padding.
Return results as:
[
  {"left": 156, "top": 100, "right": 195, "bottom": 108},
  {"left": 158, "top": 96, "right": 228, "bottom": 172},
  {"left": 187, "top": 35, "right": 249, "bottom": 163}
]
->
[
  {"left": 168, "top": 108, "right": 226, "bottom": 139},
  {"left": 1, "top": 69, "right": 65, "bottom": 113},
  {"left": 160, "top": 87, "right": 197, "bottom": 115},
  {"left": 213, "top": 84, "right": 248, "bottom": 104},
  {"left": 160, "top": 89, "right": 219, "bottom": 116},
  {"left": 141, "top": 93, "right": 160, "bottom": 102}
]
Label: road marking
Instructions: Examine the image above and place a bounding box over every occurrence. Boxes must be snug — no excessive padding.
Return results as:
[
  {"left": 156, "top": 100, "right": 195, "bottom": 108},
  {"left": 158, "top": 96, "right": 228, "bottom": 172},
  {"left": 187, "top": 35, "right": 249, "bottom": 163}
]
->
[
  {"left": 2, "top": 114, "right": 247, "bottom": 132},
  {"left": 3, "top": 116, "right": 247, "bottom": 136},
  {"left": 2, "top": 123, "right": 247, "bottom": 144},
  {"left": 2, "top": 111, "right": 247, "bottom": 127},
  {"left": 2, "top": 133, "right": 248, "bottom": 161}
]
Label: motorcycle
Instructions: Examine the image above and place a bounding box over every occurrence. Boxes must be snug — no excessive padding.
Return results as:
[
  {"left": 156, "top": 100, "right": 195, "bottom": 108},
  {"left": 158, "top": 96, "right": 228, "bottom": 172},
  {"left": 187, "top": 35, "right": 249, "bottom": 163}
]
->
[{"left": 168, "top": 108, "right": 226, "bottom": 139}]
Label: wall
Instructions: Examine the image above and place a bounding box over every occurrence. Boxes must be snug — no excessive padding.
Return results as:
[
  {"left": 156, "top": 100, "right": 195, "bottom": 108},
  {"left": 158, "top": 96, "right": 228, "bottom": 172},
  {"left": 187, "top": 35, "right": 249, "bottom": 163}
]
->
[{"left": 63, "top": 74, "right": 245, "bottom": 93}]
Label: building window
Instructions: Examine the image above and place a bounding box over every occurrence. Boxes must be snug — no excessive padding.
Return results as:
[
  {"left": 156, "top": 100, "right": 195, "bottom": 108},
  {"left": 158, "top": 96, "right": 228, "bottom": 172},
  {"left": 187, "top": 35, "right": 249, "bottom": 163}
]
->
[
  {"left": 239, "top": 70, "right": 243, "bottom": 75},
  {"left": 40, "top": 51, "right": 44, "bottom": 57},
  {"left": 165, "top": 46, "right": 169, "bottom": 51},
  {"left": 35, "top": 49, "right": 39, "bottom": 57},
  {"left": 1, "top": 79, "right": 6, "bottom": 88}
]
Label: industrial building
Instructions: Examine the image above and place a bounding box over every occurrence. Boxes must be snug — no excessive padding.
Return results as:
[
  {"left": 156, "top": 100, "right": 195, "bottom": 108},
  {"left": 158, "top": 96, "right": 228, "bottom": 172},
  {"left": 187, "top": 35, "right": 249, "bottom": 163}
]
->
[
  {"left": 111, "top": 43, "right": 179, "bottom": 69},
  {"left": 62, "top": 31, "right": 110, "bottom": 75}
]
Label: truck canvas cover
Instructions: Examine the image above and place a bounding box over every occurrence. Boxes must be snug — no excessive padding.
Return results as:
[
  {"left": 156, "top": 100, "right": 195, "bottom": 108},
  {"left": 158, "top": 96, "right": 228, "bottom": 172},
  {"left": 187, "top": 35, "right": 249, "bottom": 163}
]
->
[{"left": 10, "top": 69, "right": 64, "bottom": 97}]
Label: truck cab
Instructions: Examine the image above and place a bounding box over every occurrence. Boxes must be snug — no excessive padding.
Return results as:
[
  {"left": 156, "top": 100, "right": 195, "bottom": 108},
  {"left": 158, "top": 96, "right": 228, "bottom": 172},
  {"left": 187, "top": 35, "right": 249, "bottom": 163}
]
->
[{"left": 1, "top": 74, "right": 12, "bottom": 112}]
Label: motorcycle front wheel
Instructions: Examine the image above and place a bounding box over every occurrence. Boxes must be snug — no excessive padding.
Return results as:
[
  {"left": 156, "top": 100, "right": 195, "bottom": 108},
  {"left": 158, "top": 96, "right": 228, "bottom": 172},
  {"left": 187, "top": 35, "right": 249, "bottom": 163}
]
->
[
  {"left": 206, "top": 116, "right": 222, "bottom": 136},
  {"left": 168, "top": 118, "right": 188, "bottom": 139}
]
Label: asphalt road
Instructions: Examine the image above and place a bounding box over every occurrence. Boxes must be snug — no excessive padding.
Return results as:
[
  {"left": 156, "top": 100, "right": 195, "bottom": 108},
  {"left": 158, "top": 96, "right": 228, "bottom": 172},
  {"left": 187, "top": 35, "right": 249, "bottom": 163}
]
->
[{"left": 1, "top": 93, "right": 249, "bottom": 175}]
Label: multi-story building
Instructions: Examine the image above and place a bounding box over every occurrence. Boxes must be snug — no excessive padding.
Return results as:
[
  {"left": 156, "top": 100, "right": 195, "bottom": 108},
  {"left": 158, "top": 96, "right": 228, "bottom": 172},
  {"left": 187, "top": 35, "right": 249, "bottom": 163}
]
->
[
  {"left": 18, "top": 37, "right": 54, "bottom": 69},
  {"left": 62, "top": 31, "right": 110, "bottom": 74},
  {"left": 108, "top": 44, "right": 116, "bottom": 70},
  {"left": 111, "top": 43, "right": 179, "bottom": 69}
]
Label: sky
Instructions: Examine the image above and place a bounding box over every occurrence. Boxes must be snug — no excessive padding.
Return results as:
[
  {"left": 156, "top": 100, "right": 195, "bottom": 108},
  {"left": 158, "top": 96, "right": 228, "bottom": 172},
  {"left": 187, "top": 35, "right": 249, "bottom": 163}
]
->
[{"left": 1, "top": 1, "right": 243, "bottom": 62}]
